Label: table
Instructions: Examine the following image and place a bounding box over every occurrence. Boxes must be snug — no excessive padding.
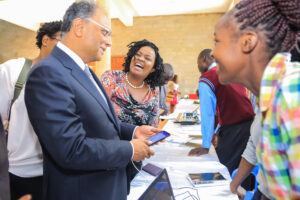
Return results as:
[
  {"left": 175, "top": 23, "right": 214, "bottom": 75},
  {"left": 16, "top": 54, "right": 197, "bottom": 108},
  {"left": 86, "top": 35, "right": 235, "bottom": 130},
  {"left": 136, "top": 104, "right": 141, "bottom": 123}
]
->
[{"left": 128, "top": 99, "right": 238, "bottom": 200}]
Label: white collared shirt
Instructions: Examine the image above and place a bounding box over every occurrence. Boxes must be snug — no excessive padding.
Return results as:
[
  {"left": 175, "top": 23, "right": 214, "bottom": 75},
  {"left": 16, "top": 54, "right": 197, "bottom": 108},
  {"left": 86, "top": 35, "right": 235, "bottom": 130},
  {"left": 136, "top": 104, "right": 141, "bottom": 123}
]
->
[
  {"left": 0, "top": 57, "right": 43, "bottom": 177},
  {"left": 57, "top": 42, "right": 86, "bottom": 71},
  {"left": 57, "top": 42, "right": 109, "bottom": 105}
]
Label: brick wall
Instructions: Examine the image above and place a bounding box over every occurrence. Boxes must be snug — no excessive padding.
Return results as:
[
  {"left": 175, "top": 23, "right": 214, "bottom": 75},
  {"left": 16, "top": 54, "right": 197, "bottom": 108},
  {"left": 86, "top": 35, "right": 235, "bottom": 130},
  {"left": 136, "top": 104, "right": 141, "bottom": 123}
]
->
[
  {"left": 111, "top": 13, "right": 223, "bottom": 95},
  {"left": 0, "top": 13, "right": 223, "bottom": 95},
  {"left": 0, "top": 20, "right": 39, "bottom": 63}
]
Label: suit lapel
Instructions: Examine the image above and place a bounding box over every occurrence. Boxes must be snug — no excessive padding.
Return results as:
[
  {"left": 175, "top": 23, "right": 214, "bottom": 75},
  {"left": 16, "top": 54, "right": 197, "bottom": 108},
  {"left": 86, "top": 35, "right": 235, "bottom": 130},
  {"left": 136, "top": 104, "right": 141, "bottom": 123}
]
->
[
  {"left": 51, "top": 46, "right": 119, "bottom": 130},
  {"left": 90, "top": 70, "right": 120, "bottom": 132}
]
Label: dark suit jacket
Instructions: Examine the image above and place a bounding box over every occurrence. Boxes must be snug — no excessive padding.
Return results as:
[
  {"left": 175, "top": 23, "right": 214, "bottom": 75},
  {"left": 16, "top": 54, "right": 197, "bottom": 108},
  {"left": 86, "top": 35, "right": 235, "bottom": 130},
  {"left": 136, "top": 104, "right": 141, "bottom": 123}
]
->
[
  {"left": 0, "top": 116, "right": 10, "bottom": 200},
  {"left": 25, "top": 46, "right": 136, "bottom": 200}
]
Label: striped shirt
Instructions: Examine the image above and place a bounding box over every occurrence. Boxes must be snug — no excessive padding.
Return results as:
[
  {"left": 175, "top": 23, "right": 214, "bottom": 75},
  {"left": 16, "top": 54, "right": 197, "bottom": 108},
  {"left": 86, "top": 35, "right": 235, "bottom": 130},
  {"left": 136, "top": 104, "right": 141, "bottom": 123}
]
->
[{"left": 257, "top": 52, "right": 300, "bottom": 199}]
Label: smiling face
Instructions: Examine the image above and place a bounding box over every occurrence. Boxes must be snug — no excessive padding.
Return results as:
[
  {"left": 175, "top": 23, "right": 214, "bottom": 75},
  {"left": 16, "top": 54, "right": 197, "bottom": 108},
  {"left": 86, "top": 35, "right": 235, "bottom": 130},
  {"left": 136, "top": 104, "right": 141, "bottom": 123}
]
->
[
  {"left": 129, "top": 46, "right": 156, "bottom": 79},
  {"left": 211, "top": 15, "right": 247, "bottom": 85}
]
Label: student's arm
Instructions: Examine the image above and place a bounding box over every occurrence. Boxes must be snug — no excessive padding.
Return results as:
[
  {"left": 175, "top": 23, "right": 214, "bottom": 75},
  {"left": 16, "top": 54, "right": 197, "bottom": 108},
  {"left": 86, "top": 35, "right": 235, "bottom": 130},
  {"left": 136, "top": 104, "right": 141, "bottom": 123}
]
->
[
  {"left": 189, "top": 82, "right": 216, "bottom": 156},
  {"left": 230, "top": 158, "right": 255, "bottom": 195}
]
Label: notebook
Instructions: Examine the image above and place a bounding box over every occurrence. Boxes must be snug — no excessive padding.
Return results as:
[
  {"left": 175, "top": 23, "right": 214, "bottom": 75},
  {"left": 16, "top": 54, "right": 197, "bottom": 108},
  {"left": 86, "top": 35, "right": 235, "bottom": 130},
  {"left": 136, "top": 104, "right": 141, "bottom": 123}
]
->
[{"left": 138, "top": 169, "right": 175, "bottom": 200}]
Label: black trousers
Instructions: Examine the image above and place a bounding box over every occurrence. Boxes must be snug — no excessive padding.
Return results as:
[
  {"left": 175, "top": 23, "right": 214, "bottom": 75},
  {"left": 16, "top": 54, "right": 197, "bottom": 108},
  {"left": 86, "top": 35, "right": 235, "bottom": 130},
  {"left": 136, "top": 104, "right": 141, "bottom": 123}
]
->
[
  {"left": 9, "top": 173, "right": 43, "bottom": 200},
  {"left": 253, "top": 188, "right": 272, "bottom": 200},
  {"left": 216, "top": 118, "right": 253, "bottom": 175}
]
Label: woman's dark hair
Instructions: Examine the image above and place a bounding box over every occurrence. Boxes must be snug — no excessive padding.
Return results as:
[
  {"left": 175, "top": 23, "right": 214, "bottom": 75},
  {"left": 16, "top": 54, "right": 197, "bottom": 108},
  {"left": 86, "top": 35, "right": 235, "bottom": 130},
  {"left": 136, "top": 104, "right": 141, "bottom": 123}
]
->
[
  {"left": 123, "top": 39, "right": 164, "bottom": 88},
  {"left": 233, "top": 0, "right": 300, "bottom": 58}
]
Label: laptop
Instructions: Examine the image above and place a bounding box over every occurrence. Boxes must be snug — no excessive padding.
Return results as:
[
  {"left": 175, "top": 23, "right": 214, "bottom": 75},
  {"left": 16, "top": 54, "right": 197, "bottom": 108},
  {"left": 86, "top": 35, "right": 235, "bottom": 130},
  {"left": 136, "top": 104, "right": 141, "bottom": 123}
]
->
[{"left": 138, "top": 169, "right": 175, "bottom": 200}]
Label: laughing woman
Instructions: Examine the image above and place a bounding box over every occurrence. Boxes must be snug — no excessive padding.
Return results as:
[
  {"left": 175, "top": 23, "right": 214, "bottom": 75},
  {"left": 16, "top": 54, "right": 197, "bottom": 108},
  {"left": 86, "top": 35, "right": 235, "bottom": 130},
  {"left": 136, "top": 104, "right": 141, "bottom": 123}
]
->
[
  {"left": 100, "top": 40, "right": 164, "bottom": 193},
  {"left": 100, "top": 39, "right": 164, "bottom": 128}
]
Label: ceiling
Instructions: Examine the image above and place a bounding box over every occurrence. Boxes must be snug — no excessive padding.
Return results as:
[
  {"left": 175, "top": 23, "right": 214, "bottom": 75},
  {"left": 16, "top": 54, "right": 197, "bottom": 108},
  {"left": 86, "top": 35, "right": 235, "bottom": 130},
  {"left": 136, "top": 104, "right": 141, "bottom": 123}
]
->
[{"left": 0, "top": 0, "right": 233, "bottom": 30}]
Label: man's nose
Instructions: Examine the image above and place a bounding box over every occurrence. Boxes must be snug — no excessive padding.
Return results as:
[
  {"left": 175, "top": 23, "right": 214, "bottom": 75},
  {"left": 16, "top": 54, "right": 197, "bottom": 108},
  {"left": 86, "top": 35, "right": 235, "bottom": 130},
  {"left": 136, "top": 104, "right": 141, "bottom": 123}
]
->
[{"left": 106, "top": 36, "right": 112, "bottom": 47}]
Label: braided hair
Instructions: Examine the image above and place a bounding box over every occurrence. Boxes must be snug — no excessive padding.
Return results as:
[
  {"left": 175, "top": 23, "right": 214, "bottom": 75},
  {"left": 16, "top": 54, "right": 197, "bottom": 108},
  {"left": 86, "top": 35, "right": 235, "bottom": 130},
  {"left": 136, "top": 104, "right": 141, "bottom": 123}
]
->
[
  {"left": 123, "top": 39, "right": 164, "bottom": 89},
  {"left": 233, "top": 0, "right": 300, "bottom": 58}
]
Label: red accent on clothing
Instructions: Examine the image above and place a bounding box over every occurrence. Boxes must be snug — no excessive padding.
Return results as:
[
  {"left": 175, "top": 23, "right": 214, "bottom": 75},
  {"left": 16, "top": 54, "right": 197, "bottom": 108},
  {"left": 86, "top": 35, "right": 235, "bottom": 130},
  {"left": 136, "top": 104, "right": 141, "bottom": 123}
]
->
[
  {"left": 200, "top": 67, "right": 254, "bottom": 126},
  {"left": 171, "top": 90, "right": 178, "bottom": 105}
]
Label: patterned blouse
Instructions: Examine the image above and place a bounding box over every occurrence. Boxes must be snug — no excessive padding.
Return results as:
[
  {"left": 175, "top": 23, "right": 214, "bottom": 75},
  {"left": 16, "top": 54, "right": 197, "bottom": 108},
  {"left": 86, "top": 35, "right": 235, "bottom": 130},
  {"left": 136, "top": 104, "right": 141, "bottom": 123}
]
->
[
  {"left": 257, "top": 53, "right": 300, "bottom": 199},
  {"left": 100, "top": 70, "right": 159, "bottom": 127}
]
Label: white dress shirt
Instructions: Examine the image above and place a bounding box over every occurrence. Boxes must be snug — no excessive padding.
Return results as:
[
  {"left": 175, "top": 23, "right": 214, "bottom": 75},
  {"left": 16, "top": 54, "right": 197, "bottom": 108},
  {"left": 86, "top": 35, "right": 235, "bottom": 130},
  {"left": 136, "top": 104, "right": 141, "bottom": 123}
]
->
[
  {"left": 57, "top": 42, "right": 108, "bottom": 106},
  {"left": 0, "top": 57, "right": 43, "bottom": 177}
]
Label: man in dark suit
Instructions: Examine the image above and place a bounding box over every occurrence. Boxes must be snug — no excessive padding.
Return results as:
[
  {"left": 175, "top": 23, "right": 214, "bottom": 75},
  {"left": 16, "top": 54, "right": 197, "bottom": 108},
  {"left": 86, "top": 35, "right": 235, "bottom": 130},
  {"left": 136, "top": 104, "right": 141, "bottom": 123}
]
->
[{"left": 24, "top": 1, "right": 159, "bottom": 200}]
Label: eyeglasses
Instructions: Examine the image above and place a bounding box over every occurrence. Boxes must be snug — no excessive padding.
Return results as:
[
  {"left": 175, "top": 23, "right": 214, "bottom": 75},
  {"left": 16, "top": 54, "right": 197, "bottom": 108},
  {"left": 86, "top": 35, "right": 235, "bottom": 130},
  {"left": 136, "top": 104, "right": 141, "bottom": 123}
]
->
[
  {"left": 87, "top": 18, "right": 112, "bottom": 38},
  {"left": 50, "top": 37, "right": 61, "bottom": 41}
]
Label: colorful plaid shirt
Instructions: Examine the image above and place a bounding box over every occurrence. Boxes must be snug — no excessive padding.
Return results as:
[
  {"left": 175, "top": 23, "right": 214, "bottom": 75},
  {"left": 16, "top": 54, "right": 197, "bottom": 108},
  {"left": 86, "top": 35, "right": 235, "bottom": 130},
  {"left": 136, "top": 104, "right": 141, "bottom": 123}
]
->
[{"left": 257, "top": 53, "right": 300, "bottom": 199}]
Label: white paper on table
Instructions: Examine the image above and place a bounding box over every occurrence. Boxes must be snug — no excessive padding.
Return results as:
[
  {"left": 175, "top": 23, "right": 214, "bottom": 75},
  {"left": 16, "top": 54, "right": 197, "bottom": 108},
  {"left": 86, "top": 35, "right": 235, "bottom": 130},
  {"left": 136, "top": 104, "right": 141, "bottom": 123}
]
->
[{"left": 166, "top": 135, "right": 192, "bottom": 144}]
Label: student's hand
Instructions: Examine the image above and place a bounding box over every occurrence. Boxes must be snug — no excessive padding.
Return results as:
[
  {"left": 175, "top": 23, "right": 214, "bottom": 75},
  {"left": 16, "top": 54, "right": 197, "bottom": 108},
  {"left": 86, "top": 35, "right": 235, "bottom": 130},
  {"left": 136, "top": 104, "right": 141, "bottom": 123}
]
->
[
  {"left": 212, "top": 134, "right": 218, "bottom": 148},
  {"left": 188, "top": 147, "right": 209, "bottom": 156},
  {"left": 230, "top": 181, "right": 239, "bottom": 194},
  {"left": 134, "top": 125, "right": 161, "bottom": 140},
  {"left": 236, "top": 186, "right": 246, "bottom": 200},
  {"left": 130, "top": 139, "right": 154, "bottom": 161}
]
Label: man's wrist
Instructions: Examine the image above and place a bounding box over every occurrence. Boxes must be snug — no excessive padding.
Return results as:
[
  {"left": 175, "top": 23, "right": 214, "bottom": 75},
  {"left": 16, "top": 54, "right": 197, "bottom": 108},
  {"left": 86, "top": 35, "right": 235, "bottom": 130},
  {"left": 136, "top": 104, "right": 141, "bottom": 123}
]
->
[
  {"left": 132, "top": 126, "right": 138, "bottom": 139},
  {"left": 129, "top": 141, "right": 134, "bottom": 160},
  {"left": 201, "top": 147, "right": 209, "bottom": 152},
  {"left": 202, "top": 143, "right": 211, "bottom": 149}
]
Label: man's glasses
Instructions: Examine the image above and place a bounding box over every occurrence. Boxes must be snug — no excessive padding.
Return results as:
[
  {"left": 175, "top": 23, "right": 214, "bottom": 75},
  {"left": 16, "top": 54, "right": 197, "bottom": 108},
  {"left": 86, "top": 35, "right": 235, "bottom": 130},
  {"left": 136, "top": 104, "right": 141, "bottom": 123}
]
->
[{"left": 87, "top": 18, "right": 112, "bottom": 38}]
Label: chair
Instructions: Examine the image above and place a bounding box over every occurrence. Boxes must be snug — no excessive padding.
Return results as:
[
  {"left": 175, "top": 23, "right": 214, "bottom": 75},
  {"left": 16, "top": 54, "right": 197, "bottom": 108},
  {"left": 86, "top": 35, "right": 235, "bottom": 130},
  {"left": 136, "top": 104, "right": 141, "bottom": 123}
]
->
[{"left": 231, "top": 164, "right": 259, "bottom": 200}]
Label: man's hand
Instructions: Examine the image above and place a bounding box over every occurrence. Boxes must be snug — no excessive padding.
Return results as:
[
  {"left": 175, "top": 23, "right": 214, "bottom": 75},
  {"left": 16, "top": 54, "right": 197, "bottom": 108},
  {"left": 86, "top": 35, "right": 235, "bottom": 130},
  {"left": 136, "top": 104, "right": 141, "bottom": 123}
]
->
[
  {"left": 188, "top": 147, "right": 209, "bottom": 156},
  {"left": 134, "top": 125, "right": 161, "bottom": 140},
  {"left": 130, "top": 139, "right": 154, "bottom": 161},
  {"left": 212, "top": 134, "right": 218, "bottom": 148}
]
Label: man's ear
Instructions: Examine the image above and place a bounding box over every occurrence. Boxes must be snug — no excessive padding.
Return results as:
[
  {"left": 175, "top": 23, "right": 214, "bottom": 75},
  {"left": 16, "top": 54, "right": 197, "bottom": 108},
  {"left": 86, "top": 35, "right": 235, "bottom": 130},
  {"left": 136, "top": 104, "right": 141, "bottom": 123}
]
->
[
  {"left": 202, "top": 56, "right": 207, "bottom": 65},
  {"left": 42, "top": 35, "right": 49, "bottom": 47},
  {"left": 72, "top": 18, "right": 85, "bottom": 37},
  {"left": 240, "top": 32, "right": 258, "bottom": 53}
]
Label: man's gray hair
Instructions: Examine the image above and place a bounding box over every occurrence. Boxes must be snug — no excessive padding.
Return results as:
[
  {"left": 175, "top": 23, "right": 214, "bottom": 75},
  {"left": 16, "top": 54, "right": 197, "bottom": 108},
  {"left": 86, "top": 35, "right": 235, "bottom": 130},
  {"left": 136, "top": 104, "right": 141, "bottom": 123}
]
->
[{"left": 61, "top": 0, "right": 98, "bottom": 35}]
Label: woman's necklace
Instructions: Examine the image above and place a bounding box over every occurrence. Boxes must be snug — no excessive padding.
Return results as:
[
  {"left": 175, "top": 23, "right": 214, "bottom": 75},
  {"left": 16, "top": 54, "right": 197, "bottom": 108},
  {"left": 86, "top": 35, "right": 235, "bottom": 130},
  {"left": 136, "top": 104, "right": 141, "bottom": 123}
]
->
[{"left": 125, "top": 73, "right": 144, "bottom": 89}]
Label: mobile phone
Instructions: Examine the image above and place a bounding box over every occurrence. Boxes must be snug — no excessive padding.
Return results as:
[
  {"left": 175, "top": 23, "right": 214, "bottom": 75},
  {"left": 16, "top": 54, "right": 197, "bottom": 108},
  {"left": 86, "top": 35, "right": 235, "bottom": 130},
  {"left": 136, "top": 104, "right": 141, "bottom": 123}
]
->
[
  {"left": 142, "top": 163, "right": 163, "bottom": 176},
  {"left": 146, "top": 131, "right": 170, "bottom": 145}
]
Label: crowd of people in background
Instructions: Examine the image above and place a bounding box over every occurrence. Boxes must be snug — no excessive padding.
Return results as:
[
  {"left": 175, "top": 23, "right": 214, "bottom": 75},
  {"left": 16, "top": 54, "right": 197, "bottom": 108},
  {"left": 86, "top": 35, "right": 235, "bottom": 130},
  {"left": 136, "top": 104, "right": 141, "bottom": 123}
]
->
[{"left": 0, "top": 0, "right": 299, "bottom": 200}]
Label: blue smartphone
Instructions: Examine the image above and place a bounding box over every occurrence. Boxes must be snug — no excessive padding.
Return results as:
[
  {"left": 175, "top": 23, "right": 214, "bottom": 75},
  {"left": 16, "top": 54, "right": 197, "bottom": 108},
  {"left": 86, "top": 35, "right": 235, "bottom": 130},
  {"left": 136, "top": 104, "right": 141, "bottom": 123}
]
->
[{"left": 146, "top": 131, "right": 170, "bottom": 145}]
